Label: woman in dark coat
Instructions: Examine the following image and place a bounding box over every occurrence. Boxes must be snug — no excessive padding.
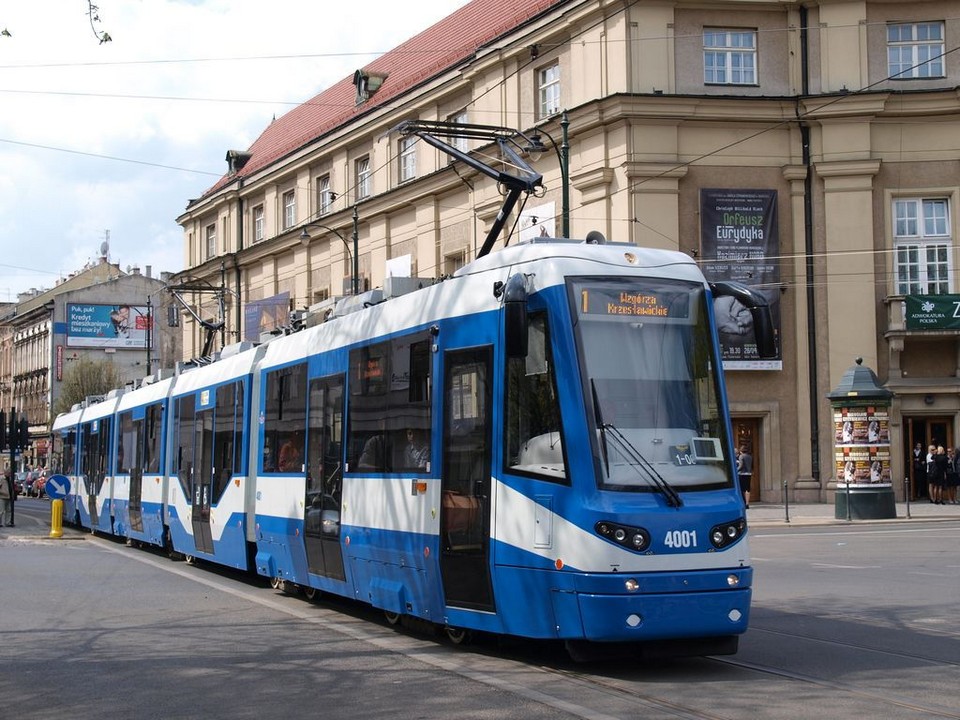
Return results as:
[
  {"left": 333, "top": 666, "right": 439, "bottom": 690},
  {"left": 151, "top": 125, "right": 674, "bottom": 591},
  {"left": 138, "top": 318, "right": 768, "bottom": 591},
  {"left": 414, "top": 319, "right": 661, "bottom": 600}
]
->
[{"left": 930, "top": 446, "right": 948, "bottom": 505}]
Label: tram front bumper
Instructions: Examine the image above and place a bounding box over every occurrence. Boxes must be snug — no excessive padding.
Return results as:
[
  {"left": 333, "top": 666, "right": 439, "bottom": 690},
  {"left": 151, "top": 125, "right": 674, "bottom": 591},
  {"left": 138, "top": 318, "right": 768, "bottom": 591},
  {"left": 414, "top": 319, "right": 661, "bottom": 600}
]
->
[{"left": 560, "top": 586, "right": 751, "bottom": 642}]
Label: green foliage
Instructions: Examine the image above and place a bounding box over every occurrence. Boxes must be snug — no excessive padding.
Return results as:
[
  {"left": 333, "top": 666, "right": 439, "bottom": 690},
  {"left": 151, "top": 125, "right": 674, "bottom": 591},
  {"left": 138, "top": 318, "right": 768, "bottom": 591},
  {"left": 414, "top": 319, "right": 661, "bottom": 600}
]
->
[{"left": 53, "top": 357, "right": 123, "bottom": 417}]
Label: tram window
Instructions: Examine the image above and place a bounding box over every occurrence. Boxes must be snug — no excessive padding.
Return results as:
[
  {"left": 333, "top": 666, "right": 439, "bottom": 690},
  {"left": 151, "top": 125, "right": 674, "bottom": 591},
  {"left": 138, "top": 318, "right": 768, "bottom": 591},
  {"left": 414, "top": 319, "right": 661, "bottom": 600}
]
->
[
  {"left": 62, "top": 430, "right": 76, "bottom": 475},
  {"left": 144, "top": 403, "right": 162, "bottom": 474},
  {"left": 213, "top": 382, "right": 241, "bottom": 499},
  {"left": 263, "top": 363, "right": 307, "bottom": 473},
  {"left": 175, "top": 397, "right": 196, "bottom": 500},
  {"left": 118, "top": 411, "right": 136, "bottom": 476},
  {"left": 347, "top": 333, "right": 432, "bottom": 473},
  {"left": 94, "top": 417, "right": 112, "bottom": 493},
  {"left": 504, "top": 314, "right": 567, "bottom": 482}
]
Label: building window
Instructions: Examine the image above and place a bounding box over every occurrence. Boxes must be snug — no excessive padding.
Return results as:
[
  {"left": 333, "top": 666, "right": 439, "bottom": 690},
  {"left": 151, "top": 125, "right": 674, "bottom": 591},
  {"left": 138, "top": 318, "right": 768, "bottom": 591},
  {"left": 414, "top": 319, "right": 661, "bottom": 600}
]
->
[
  {"left": 538, "top": 62, "right": 560, "bottom": 118},
  {"left": 399, "top": 136, "right": 417, "bottom": 183},
  {"left": 205, "top": 223, "right": 216, "bottom": 258},
  {"left": 253, "top": 205, "right": 264, "bottom": 243},
  {"left": 894, "top": 198, "right": 951, "bottom": 295},
  {"left": 355, "top": 156, "right": 371, "bottom": 200},
  {"left": 448, "top": 109, "right": 468, "bottom": 152},
  {"left": 318, "top": 175, "right": 333, "bottom": 215},
  {"left": 282, "top": 190, "right": 296, "bottom": 230},
  {"left": 704, "top": 29, "right": 757, "bottom": 85},
  {"left": 888, "top": 22, "right": 945, "bottom": 79}
]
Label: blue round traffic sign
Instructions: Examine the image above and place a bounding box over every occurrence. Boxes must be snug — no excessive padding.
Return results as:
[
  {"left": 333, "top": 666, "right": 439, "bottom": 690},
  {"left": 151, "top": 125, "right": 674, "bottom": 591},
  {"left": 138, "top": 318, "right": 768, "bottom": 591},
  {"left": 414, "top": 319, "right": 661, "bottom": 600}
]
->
[{"left": 44, "top": 474, "right": 71, "bottom": 500}]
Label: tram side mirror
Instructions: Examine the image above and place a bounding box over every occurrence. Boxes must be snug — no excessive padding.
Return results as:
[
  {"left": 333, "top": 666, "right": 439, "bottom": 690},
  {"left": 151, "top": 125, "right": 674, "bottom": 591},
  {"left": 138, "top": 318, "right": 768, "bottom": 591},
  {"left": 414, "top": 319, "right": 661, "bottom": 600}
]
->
[
  {"left": 710, "top": 280, "right": 778, "bottom": 359},
  {"left": 503, "top": 273, "right": 529, "bottom": 359}
]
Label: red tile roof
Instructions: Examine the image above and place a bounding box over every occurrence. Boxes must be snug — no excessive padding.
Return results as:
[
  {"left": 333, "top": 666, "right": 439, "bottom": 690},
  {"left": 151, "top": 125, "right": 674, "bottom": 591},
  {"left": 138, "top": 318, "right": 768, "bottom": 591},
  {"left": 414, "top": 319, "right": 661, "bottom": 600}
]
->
[{"left": 198, "top": 0, "right": 563, "bottom": 203}]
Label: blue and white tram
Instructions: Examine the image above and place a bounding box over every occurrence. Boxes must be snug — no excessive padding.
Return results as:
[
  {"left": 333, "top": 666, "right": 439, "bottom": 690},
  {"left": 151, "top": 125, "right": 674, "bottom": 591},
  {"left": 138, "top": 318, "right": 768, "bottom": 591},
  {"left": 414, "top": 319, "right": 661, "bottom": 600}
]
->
[
  {"left": 75, "top": 391, "right": 124, "bottom": 533},
  {"left": 165, "top": 343, "right": 266, "bottom": 568},
  {"left": 247, "top": 238, "right": 773, "bottom": 654},
  {"left": 51, "top": 405, "right": 84, "bottom": 524},
  {"left": 52, "top": 235, "right": 772, "bottom": 656},
  {"left": 114, "top": 375, "right": 173, "bottom": 547}
]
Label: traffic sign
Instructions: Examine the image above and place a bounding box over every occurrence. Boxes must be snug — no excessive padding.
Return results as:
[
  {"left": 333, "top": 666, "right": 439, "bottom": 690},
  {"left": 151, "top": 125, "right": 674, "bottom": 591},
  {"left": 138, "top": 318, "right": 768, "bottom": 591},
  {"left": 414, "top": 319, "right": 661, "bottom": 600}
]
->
[{"left": 44, "top": 474, "right": 71, "bottom": 500}]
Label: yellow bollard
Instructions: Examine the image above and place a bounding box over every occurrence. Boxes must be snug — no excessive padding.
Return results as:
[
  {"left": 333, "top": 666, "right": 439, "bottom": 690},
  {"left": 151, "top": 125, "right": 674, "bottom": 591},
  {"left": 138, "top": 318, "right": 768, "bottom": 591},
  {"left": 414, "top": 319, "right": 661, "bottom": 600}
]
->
[{"left": 49, "top": 498, "right": 63, "bottom": 539}]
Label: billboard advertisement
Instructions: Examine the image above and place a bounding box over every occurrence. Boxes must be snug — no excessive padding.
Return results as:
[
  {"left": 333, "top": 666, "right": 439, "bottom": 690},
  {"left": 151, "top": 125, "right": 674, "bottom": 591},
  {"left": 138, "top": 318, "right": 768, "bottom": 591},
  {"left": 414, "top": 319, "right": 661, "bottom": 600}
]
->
[
  {"left": 244, "top": 292, "right": 290, "bottom": 342},
  {"left": 700, "top": 188, "right": 782, "bottom": 370},
  {"left": 66, "top": 304, "right": 151, "bottom": 349}
]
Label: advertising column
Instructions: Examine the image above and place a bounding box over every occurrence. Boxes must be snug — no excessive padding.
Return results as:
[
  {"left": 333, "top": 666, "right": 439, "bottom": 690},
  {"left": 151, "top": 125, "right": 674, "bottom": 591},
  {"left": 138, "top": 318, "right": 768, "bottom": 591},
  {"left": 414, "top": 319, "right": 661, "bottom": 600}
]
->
[{"left": 827, "top": 359, "right": 896, "bottom": 519}]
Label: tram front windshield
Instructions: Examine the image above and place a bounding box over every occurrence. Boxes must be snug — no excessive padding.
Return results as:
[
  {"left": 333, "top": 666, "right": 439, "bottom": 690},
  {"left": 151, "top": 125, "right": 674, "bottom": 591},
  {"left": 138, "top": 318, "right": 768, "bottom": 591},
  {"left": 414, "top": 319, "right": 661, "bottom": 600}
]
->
[{"left": 571, "top": 277, "right": 733, "bottom": 492}]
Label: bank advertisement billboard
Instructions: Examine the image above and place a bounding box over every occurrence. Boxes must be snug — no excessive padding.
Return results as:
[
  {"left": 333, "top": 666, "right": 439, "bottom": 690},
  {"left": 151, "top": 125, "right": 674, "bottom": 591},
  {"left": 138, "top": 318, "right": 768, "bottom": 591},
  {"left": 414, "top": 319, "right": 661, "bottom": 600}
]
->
[
  {"left": 700, "top": 188, "right": 782, "bottom": 370},
  {"left": 66, "top": 304, "right": 151, "bottom": 349}
]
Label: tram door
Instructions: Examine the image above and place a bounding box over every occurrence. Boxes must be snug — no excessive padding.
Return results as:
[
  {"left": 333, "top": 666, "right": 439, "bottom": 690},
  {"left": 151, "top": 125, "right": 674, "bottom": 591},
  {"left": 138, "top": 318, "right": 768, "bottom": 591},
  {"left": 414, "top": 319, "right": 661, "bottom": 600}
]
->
[
  {"left": 440, "top": 347, "right": 495, "bottom": 611},
  {"left": 191, "top": 408, "right": 215, "bottom": 555},
  {"left": 303, "top": 376, "right": 346, "bottom": 580},
  {"left": 128, "top": 416, "right": 144, "bottom": 534}
]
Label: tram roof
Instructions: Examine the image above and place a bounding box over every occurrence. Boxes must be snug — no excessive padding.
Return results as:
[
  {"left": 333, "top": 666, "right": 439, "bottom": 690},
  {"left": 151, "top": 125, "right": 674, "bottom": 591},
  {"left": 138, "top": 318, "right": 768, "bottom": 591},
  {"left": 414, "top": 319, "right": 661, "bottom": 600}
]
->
[{"left": 258, "top": 238, "right": 706, "bottom": 372}]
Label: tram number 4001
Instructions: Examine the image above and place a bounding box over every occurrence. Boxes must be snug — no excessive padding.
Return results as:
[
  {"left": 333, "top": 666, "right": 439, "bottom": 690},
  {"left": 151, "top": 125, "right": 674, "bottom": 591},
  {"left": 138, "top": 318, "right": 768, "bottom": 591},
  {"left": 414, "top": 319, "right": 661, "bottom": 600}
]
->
[{"left": 663, "top": 530, "right": 698, "bottom": 548}]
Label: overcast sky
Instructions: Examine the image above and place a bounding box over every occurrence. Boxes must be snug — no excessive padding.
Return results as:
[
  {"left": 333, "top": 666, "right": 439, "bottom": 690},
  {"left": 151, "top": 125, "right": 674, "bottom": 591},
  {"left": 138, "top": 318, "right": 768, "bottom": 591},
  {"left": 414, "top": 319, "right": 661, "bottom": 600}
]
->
[{"left": 0, "top": 0, "right": 470, "bottom": 301}]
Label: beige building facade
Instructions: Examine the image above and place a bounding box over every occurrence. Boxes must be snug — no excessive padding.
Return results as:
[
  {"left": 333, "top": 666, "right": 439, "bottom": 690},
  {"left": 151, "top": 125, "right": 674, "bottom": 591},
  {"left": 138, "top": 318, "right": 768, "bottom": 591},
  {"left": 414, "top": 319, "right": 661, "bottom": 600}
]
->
[{"left": 175, "top": 0, "right": 960, "bottom": 503}]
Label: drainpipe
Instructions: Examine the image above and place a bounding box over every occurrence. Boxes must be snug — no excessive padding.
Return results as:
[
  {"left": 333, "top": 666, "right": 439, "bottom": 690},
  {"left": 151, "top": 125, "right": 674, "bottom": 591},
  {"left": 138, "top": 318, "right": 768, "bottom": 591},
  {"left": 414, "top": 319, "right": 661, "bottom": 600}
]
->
[
  {"left": 235, "top": 192, "right": 244, "bottom": 341},
  {"left": 799, "top": 6, "right": 820, "bottom": 484}
]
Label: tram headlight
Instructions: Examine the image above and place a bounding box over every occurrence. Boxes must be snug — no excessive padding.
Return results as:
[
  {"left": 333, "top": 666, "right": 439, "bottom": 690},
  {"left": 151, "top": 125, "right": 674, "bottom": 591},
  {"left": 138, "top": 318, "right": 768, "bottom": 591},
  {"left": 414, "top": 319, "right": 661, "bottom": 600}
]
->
[
  {"left": 709, "top": 518, "right": 746, "bottom": 549},
  {"left": 595, "top": 521, "right": 650, "bottom": 553}
]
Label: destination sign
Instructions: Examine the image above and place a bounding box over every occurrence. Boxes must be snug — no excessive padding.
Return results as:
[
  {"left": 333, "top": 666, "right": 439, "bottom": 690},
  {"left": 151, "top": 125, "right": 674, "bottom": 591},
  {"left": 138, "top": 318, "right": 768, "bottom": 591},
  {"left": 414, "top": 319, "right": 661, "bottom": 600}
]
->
[{"left": 578, "top": 287, "right": 690, "bottom": 319}]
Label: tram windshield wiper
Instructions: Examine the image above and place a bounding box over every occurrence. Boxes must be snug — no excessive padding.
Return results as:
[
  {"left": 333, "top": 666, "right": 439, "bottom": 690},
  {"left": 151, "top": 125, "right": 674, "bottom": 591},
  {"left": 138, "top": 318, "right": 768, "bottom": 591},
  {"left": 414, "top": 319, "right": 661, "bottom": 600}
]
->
[
  {"left": 602, "top": 423, "right": 683, "bottom": 508},
  {"left": 591, "top": 379, "right": 610, "bottom": 475}
]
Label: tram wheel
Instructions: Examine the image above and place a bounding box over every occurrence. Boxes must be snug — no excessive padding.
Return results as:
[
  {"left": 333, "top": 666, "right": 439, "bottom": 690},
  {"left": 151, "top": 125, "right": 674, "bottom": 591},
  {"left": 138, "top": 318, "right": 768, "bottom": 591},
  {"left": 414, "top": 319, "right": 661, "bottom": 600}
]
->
[
  {"left": 303, "top": 586, "right": 319, "bottom": 602},
  {"left": 384, "top": 610, "right": 401, "bottom": 626},
  {"left": 270, "top": 576, "right": 282, "bottom": 590},
  {"left": 444, "top": 626, "right": 472, "bottom": 645},
  {"left": 184, "top": 554, "right": 196, "bottom": 566}
]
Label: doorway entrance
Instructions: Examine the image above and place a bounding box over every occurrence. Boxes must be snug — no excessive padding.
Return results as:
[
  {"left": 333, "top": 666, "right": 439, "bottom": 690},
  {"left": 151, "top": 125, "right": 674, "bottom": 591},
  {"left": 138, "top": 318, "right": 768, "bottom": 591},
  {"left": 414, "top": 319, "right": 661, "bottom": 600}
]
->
[
  {"left": 733, "top": 418, "right": 761, "bottom": 503},
  {"left": 903, "top": 416, "right": 953, "bottom": 501}
]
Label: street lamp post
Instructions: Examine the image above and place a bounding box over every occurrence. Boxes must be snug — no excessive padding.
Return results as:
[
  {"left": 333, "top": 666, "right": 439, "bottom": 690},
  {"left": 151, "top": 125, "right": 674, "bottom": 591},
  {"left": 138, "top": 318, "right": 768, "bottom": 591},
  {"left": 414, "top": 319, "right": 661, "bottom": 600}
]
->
[
  {"left": 526, "top": 111, "right": 570, "bottom": 238},
  {"left": 299, "top": 208, "right": 360, "bottom": 295}
]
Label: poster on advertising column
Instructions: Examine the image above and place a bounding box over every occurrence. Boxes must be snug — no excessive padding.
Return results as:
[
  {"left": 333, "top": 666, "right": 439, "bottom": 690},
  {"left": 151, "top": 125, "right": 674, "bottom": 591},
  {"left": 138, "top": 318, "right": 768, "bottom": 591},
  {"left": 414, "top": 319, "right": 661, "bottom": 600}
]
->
[
  {"left": 700, "top": 189, "right": 782, "bottom": 370},
  {"left": 833, "top": 406, "right": 892, "bottom": 486}
]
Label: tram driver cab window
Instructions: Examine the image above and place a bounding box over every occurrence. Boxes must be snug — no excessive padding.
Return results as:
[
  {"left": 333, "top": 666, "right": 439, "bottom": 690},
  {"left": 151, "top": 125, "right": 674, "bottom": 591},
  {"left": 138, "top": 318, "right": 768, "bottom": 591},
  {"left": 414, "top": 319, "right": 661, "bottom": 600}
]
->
[{"left": 504, "top": 313, "right": 567, "bottom": 482}]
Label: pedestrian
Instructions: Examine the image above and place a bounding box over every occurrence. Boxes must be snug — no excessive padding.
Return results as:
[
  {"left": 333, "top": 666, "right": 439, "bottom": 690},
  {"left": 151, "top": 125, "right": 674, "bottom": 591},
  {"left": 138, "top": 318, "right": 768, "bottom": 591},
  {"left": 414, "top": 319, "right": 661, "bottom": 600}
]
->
[
  {"left": 737, "top": 446, "right": 752, "bottom": 509},
  {"left": 912, "top": 442, "right": 928, "bottom": 500},
  {"left": 948, "top": 447, "right": 960, "bottom": 505},
  {"left": 0, "top": 468, "right": 11, "bottom": 527},
  {"left": 930, "top": 446, "right": 948, "bottom": 505}
]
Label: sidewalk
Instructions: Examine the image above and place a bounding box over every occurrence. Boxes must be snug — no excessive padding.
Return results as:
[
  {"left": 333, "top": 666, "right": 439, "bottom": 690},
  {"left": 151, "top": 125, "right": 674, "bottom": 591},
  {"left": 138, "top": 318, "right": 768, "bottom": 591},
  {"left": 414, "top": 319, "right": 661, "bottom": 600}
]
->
[{"left": 747, "top": 499, "right": 960, "bottom": 527}]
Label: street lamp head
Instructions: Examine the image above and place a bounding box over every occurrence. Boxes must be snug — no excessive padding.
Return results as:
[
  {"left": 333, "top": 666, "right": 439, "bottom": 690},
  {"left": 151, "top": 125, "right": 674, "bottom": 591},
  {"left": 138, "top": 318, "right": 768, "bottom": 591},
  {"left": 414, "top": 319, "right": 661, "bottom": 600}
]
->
[
  {"left": 299, "top": 227, "right": 311, "bottom": 244},
  {"left": 524, "top": 132, "right": 547, "bottom": 162}
]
